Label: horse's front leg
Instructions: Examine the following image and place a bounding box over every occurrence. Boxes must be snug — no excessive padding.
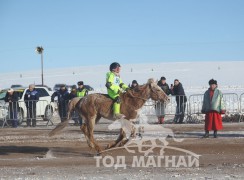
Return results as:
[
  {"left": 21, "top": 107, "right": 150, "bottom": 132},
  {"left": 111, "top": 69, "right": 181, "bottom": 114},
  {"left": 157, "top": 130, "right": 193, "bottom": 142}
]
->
[{"left": 106, "top": 128, "right": 126, "bottom": 149}]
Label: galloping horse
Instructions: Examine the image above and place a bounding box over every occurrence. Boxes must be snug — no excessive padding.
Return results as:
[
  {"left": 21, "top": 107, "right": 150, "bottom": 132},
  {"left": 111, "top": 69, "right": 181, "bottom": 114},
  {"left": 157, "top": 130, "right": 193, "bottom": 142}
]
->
[{"left": 49, "top": 78, "right": 169, "bottom": 154}]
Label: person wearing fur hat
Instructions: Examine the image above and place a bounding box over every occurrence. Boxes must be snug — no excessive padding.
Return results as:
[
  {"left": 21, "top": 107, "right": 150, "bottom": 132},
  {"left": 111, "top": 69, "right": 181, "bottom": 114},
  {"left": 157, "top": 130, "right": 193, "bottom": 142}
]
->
[
  {"left": 156, "top": 76, "right": 171, "bottom": 124},
  {"left": 201, "top": 79, "right": 226, "bottom": 138},
  {"left": 130, "top": 80, "right": 139, "bottom": 89}
]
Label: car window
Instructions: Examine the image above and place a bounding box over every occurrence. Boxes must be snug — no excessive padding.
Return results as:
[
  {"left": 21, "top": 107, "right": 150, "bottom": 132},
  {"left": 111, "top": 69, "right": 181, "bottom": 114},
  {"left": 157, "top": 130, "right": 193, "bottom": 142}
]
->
[
  {"left": 0, "top": 91, "right": 7, "bottom": 100},
  {"left": 36, "top": 88, "right": 49, "bottom": 97},
  {"left": 15, "top": 91, "right": 24, "bottom": 100}
]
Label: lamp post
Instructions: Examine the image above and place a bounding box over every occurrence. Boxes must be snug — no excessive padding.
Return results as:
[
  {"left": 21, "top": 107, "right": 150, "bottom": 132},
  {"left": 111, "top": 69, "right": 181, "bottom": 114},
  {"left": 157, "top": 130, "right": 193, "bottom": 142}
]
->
[{"left": 35, "top": 46, "right": 44, "bottom": 86}]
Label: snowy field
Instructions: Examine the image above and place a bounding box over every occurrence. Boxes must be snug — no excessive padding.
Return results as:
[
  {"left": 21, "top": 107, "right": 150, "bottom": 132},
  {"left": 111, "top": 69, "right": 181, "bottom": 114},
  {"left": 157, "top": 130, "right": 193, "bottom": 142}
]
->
[{"left": 1, "top": 61, "right": 244, "bottom": 96}]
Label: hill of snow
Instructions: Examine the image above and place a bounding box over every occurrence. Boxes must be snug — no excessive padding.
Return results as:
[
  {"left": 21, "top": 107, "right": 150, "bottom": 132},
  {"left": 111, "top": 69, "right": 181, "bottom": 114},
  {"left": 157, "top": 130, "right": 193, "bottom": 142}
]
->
[{"left": 1, "top": 61, "right": 244, "bottom": 95}]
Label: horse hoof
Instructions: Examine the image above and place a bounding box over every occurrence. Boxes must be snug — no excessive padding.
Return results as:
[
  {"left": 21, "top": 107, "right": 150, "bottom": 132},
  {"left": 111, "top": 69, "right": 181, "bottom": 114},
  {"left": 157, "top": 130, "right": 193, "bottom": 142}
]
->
[
  {"left": 96, "top": 152, "right": 102, "bottom": 156},
  {"left": 105, "top": 144, "right": 111, "bottom": 150}
]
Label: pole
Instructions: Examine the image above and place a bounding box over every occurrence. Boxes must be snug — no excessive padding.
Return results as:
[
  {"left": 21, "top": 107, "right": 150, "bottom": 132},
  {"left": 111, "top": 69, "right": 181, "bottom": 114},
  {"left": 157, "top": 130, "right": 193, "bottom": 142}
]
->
[{"left": 41, "top": 52, "right": 44, "bottom": 86}]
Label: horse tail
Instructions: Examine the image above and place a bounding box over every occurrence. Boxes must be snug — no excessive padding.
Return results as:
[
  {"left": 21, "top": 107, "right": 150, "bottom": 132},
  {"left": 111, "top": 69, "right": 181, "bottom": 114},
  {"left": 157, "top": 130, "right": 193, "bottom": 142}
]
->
[
  {"left": 48, "top": 119, "right": 69, "bottom": 137},
  {"left": 49, "top": 99, "right": 78, "bottom": 137}
]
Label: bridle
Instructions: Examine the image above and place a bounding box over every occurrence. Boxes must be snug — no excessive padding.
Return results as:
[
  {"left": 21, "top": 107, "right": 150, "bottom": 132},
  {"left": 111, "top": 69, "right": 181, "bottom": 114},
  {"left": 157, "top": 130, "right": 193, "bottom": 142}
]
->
[{"left": 126, "top": 83, "right": 167, "bottom": 102}]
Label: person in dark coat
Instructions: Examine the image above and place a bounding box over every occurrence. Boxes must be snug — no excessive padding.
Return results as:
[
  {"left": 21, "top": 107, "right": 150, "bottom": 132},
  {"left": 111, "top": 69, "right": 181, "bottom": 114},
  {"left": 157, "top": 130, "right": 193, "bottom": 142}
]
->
[
  {"left": 157, "top": 77, "right": 171, "bottom": 95},
  {"left": 171, "top": 79, "right": 187, "bottom": 124},
  {"left": 24, "top": 84, "right": 39, "bottom": 127},
  {"left": 201, "top": 79, "right": 226, "bottom": 138},
  {"left": 51, "top": 84, "right": 69, "bottom": 122},
  {"left": 130, "top": 80, "right": 139, "bottom": 89},
  {"left": 5, "top": 89, "right": 19, "bottom": 128},
  {"left": 156, "top": 76, "right": 171, "bottom": 124},
  {"left": 69, "top": 85, "right": 77, "bottom": 100}
]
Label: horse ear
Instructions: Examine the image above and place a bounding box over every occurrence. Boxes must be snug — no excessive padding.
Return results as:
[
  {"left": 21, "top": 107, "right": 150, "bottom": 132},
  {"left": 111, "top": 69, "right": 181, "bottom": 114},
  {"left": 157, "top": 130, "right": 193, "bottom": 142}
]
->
[{"left": 147, "top": 78, "right": 154, "bottom": 84}]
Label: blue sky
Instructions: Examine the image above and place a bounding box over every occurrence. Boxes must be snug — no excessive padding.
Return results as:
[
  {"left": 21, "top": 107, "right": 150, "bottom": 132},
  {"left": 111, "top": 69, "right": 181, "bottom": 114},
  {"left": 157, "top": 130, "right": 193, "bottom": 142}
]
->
[{"left": 0, "top": 0, "right": 244, "bottom": 73}]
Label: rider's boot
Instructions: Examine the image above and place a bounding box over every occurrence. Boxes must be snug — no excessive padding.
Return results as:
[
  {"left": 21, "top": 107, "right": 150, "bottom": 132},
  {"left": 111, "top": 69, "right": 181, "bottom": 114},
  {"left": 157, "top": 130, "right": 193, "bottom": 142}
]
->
[{"left": 113, "top": 102, "right": 125, "bottom": 119}]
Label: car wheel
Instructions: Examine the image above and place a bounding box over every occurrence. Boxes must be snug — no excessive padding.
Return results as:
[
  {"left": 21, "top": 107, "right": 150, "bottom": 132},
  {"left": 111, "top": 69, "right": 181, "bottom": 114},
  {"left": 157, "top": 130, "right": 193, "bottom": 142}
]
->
[{"left": 43, "top": 105, "right": 53, "bottom": 121}]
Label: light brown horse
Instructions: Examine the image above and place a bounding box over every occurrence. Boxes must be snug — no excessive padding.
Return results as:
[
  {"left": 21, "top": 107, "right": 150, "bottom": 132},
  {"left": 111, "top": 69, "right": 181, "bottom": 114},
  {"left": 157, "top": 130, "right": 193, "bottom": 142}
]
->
[{"left": 49, "top": 78, "right": 169, "bottom": 154}]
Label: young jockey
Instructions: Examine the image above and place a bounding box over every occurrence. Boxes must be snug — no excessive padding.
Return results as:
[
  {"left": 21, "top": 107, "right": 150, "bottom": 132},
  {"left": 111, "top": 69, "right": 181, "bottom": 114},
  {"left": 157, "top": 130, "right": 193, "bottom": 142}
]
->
[{"left": 106, "top": 62, "right": 129, "bottom": 119}]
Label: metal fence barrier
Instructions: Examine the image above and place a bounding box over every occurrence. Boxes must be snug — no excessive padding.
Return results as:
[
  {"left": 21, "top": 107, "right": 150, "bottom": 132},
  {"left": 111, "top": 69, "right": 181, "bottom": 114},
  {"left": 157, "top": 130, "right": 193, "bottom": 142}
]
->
[
  {"left": 239, "top": 93, "right": 244, "bottom": 122},
  {"left": 140, "top": 93, "right": 244, "bottom": 124},
  {"left": 1, "top": 100, "right": 54, "bottom": 128},
  {"left": 141, "top": 95, "right": 188, "bottom": 123},
  {"left": 223, "top": 93, "right": 240, "bottom": 115},
  {"left": 1, "top": 92, "right": 244, "bottom": 127},
  {"left": 186, "top": 94, "right": 204, "bottom": 123}
]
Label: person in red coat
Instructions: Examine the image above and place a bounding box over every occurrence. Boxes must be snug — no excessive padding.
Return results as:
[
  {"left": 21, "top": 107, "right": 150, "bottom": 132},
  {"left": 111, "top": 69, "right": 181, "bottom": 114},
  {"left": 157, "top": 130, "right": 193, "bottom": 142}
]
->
[{"left": 201, "top": 79, "right": 226, "bottom": 138}]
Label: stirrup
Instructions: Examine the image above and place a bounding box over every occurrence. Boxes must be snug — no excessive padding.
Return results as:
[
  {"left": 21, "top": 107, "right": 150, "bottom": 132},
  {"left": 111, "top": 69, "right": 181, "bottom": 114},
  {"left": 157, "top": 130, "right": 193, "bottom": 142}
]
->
[{"left": 114, "top": 113, "right": 125, "bottom": 119}]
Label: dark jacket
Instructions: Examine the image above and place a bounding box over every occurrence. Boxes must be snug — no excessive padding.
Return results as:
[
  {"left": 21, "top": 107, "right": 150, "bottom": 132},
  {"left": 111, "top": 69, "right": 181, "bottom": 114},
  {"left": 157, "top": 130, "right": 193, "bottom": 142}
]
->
[
  {"left": 24, "top": 89, "right": 39, "bottom": 108},
  {"left": 69, "top": 90, "right": 77, "bottom": 100},
  {"left": 5, "top": 92, "right": 19, "bottom": 112},
  {"left": 51, "top": 89, "right": 69, "bottom": 104},
  {"left": 157, "top": 81, "right": 171, "bottom": 95},
  {"left": 172, "top": 82, "right": 187, "bottom": 104}
]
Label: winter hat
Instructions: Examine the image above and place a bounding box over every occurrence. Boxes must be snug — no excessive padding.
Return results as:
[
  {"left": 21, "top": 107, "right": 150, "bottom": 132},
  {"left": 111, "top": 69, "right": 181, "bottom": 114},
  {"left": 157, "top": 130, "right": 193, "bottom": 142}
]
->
[
  {"left": 209, "top": 79, "right": 217, "bottom": 85},
  {"left": 132, "top": 80, "right": 138, "bottom": 84},
  {"left": 160, "top": 77, "right": 166, "bottom": 81},
  {"left": 77, "top": 81, "right": 84, "bottom": 86},
  {"left": 71, "top": 85, "right": 77, "bottom": 89}
]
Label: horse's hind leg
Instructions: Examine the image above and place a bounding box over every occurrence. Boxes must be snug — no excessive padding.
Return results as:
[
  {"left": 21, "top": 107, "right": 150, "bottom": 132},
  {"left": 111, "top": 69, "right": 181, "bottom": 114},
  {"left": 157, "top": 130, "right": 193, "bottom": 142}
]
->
[
  {"left": 80, "top": 123, "right": 90, "bottom": 146},
  {"left": 106, "top": 128, "right": 126, "bottom": 149},
  {"left": 86, "top": 116, "right": 102, "bottom": 154}
]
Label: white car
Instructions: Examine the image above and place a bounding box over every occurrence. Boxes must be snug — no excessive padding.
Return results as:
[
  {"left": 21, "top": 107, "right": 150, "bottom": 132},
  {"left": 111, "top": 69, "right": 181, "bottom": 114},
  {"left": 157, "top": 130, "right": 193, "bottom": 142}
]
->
[{"left": 0, "top": 86, "right": 55, "bottom": 125}]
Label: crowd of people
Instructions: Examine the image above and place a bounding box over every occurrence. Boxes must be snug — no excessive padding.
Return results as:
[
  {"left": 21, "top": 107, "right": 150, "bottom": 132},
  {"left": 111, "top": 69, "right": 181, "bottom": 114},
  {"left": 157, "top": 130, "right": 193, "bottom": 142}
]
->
[{"left": 4, "top": 62, "right": 226, "bottom": 138}]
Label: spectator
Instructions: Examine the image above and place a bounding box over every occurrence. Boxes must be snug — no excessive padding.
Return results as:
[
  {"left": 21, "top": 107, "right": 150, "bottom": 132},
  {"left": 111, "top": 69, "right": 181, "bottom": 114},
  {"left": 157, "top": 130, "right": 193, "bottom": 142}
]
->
[
  {"left": 130, "top": 80, "right": 139, "bottom": 89},
  {"left": 156, "top": 76, "right": 171, "bottom": 124},
  {"left": 51, "top": 84, "right": 69, "bottom": 122},
  {"left": 73, "top": 81, "right": 88, "bottom": 125},
  {"left": 201, "top": 79, "right": 226, "bottom": 138},
  {"left": 4, "top": 89, "right": 19, "bottom": 128},
  {"left": 24, "top": 84, "right": 39, "bottom": 127},
  {"left": 76, "top": 81, "right": 88, "bottom": 97},
  {"left": 69, "top": 85, "right": 77, "bottom": 100},
  {"left": 171, "top": 79, "right": 187, "bottom": 124}
]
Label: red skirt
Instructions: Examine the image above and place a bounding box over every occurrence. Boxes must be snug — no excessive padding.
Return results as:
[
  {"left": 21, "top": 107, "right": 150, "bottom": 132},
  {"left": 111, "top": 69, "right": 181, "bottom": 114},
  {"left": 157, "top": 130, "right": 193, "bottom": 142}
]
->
[{"left": 205, "top": 111, "right": 223, "bottom": 131}]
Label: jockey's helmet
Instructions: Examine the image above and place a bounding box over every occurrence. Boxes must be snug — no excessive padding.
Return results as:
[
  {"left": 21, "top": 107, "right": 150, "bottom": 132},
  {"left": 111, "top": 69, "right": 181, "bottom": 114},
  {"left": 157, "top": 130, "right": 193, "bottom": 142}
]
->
[{"left": 110, "top": 62, "right": 121, "bottom": 71}]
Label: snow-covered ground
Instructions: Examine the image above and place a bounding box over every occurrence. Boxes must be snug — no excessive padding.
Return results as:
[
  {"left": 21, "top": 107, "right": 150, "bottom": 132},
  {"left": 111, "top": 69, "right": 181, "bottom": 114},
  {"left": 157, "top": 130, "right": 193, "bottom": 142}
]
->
[{"left": 1, "top": 61, "right": 244, "bottom": 95}]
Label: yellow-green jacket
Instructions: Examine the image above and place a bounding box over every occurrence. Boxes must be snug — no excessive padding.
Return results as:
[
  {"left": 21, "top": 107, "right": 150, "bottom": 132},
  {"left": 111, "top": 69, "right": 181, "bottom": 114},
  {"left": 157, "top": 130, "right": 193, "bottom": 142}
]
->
[
  {"left": 106, "top": 72, "right": 128, "bottom": 99},
  {"left": 76, "top": 88, "right": 88, "bottom": 97}
]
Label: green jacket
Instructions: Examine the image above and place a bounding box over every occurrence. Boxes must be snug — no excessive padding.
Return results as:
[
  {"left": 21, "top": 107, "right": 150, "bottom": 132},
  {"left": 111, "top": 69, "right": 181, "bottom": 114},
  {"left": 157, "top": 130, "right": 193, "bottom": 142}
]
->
[
  {"left": 201, "top": 88, "right": 225, "bottom": 113},
  {"left": 106, "top": 72, "right": 128, "bottom": 99},
  {"left": 76, "top": 88, "right": 88, "bottom": 97}
]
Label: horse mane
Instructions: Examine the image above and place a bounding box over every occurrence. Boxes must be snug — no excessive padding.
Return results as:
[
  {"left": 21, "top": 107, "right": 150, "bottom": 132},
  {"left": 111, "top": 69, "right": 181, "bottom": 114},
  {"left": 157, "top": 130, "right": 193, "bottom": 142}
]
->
[{"left": 121, "top": 83, "right": 149, "bottom": 110}]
